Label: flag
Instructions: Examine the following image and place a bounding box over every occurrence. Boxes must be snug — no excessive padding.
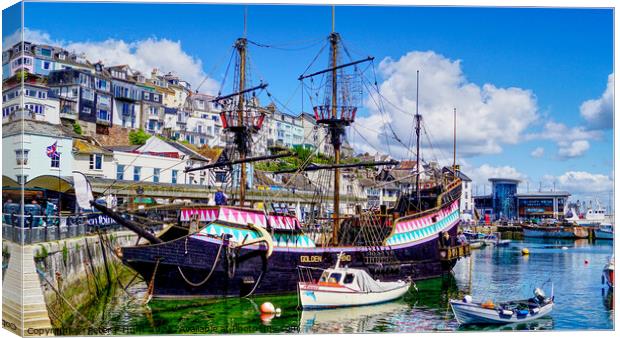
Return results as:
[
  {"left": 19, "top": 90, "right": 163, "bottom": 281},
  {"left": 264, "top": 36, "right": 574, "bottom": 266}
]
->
[{"left": 46, "top": 141, "right": 60, "bottom": 159}]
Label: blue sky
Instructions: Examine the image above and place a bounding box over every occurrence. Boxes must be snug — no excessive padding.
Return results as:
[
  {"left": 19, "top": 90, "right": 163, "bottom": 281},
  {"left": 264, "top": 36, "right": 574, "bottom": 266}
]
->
[{"left": 12, "top": 2, "right": 615, "bottom": 203}]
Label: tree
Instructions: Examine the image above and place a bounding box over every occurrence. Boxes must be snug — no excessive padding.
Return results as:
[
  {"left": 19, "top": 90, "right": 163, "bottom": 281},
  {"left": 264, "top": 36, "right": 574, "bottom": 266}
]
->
[
  {"left": 72, "top": 122, "right": 83, "bottom": 135},
  {"left": 128, "top": 129, "right": 151, "bottom": 145}
]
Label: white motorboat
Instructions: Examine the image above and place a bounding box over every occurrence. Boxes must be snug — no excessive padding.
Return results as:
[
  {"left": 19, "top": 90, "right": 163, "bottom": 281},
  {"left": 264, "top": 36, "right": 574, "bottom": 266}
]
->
[
  {"left": 450, "top": 288, "right": 554, "bottom": 325},
  {"left": 565, "top": 204, "right": 606, "bottom": 226},
  {"left": 298, "top": 254, "right": 411, "bottom": 309}
]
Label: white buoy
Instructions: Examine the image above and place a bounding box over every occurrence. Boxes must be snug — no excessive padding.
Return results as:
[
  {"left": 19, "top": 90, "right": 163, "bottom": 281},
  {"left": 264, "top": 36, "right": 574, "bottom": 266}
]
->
[
  {"left": 562, "top": 246, "right": 568, "bottom": 250},
  {"left": 275, "top": 308, "right": 282, "bottom": 317}
]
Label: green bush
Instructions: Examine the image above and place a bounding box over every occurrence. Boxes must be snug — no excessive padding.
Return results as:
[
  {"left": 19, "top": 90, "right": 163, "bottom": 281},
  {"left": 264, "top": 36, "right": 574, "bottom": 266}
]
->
[
  {"left": 128, "top": 129, "right": 151, "bottom": 145},
  {"left": 72, "top": 122, "right": 83, "bottom": 135}
]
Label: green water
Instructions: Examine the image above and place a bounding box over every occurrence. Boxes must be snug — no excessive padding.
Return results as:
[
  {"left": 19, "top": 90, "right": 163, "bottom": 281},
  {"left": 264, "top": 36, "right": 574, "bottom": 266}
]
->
[{"left": 66, "top": 238, "right": 614, "bottom": 334}]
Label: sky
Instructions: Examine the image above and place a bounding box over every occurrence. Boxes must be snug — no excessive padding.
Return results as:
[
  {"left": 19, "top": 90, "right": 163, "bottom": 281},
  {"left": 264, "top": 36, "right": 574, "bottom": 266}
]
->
[{"left": 3, "top": 2, "right": 614, "bottom": 207}]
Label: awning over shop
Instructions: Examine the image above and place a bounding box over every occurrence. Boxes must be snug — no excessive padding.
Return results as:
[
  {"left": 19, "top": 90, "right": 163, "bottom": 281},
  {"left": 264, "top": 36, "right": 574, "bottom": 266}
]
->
[
  {"left": 24, "top": 175, "right": 74, "bottom": 193},
  {"left": 2, "top": 175, "right": 20, "bottom": 189}
]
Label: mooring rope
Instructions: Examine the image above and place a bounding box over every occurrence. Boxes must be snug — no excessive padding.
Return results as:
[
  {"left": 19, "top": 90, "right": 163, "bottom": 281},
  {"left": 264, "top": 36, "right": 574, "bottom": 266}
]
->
[{"left": 177, "top": 236, "right": 225, "bottom": 287}]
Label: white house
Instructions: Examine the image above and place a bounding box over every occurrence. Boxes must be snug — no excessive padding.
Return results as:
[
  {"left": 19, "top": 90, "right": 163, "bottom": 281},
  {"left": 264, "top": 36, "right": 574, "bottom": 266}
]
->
[
  {"left": 72, "top": 138, "right": 114, "bottom": 178},
  {"left": 457, "top": 171, "right": 475, "bottom": 221},
  {"left": 2, "top": 74, "right": 60, "bottom": 125},
  {"left": 109, "top": 136, "right": 212, "bottom": 186},
  {"left": 2, "top": 120, "right": 75, "bottom": 184}
]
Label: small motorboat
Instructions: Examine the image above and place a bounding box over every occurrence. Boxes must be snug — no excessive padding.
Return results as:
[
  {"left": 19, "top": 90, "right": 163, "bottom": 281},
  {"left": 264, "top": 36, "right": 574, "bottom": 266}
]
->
[
  {"left": 594, "top": 223, "right": 614, "bottom": 240},
  {"left": 482, "top": 232, "right": 511, "bottom": 247},
  {"left": 450, "top": 287, "right": 554, "bottom": 325},
  {"left": 603, "top": 255, "right": 614, "bottom": 288},
  {"left": 298, "top": 254, "right": 412, "bottom": 309},
  {"left": 468, "top": 240, "right": 486, "bottom": 250}
]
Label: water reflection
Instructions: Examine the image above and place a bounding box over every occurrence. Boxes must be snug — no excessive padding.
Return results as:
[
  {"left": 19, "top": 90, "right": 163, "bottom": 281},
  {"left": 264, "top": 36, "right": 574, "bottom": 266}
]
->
[{"left": 67, "top": 239, "right": 613, "bottom": 333}]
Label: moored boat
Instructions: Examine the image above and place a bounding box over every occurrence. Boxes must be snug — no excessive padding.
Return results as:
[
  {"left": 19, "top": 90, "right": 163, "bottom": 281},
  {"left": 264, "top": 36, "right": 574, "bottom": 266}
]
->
[
  {"left": 594, "top": 223, "right": 614, "bottom": 240},
  {"left": 297, "top": 254, "right": 412, "bottom": 309},
  {"left": 450, "top": 288, "right": 554, "bottom": 325},
  {"left": 522, "top": 224, "right": 587, "bottom": 239},
  {"left": 603, "top": 256, "right": 614, "bottom": 288}
]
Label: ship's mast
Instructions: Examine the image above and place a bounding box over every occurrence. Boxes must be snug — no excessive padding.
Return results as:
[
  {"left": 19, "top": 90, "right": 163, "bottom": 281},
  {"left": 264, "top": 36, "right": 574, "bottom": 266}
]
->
[
  {"left": 330, "top": 7, "right": 341, "bottom": 245},
  {"left": 236, "top": 36, "right": 247, "bottom": 206},
  {"left": 415, "top": 71, "right": 422, "bottom": 208}
]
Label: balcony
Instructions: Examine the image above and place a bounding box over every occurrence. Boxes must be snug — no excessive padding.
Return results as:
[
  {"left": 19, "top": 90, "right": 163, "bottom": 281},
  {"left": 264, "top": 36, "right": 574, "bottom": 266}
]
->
[
  {"left": 96, "top": 111, "right": 111, "bottom": 126},
  {"left": 59, "top": 102, "right": 78, "bottom": 120}
]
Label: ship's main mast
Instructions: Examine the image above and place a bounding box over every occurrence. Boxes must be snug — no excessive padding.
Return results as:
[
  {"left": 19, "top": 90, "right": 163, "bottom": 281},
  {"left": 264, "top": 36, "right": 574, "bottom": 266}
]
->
[{"left": 236, "top": 37, "right": 248, "bottom": 206}]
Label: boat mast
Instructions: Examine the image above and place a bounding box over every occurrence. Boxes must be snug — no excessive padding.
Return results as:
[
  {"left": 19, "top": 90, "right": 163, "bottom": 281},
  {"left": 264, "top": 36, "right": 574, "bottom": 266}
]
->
[
  {"left": 330, "top": 6, "right": 341, "bottom": 245},
  {"left": 415, "top": 71, "right": 421, "bottom": 206},
  {"left": 453, "top": 107, "right": 457, "bottom": 172},
  {"left": 237, "top": 36, "right": 247, "bottom": 206}
]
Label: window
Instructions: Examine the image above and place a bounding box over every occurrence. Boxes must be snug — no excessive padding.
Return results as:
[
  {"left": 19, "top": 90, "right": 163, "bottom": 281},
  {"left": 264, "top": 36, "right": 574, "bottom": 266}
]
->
[
  {"left": 51, "top": 153, "right": 61, "bottom": 168},
  {"left": 15, "top": 149, "right": 29, "bottom": 165},
  {"left": 133, "top": 166, "right": 141, "bottom": 181},
  {"left": 82, "top": 88, "right": 94, "bottom": 101},
  {"left": 38, "top": 91, "right": 46, "bottom": 99},
  {"left": 153, "top": 168, "right": 160, "bottom": 183},
  {"left": 89, "top": 154, "right": 102, "bottom": 170},
  {"left": 171, "top": 170, "right": 178, "bottom": 184},
  {"left": 327, "top": 273, "right": 342, "bottom": 284},
  {"left": 215, "top": 172, "right": 227, "bottom": 183},
  {"left": 43, "top": 61, "right": 50, "bottom": 70},
  {"left": 16, "top": 175, "right": 28, "bottom": 184},
  {"left": 343, "top": 273, "right": 355, "bottom": 284},
  {"left": 116, "top": 164, "right": 125, "bottom": 180}
]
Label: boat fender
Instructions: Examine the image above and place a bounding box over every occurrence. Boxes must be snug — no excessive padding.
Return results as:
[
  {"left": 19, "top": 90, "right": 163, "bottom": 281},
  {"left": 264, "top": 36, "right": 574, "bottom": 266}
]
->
[
  {"left": 517, "top": 310, "right": 529, "bottom": 316},
  {"left": 463, "top": 295, "right": 473, "bottom": 303},
  {"left": 500, "top": 309, "right": 514, "bottom": 316},
  {"left": 521, "top": 248, "right": 530, "bottom": 255}
]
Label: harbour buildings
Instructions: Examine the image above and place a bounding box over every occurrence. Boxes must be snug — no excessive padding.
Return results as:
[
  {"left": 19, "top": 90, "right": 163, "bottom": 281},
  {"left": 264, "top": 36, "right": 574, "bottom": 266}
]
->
[{"left": 474, "top": 178, "right": 570, "bottom": 221}]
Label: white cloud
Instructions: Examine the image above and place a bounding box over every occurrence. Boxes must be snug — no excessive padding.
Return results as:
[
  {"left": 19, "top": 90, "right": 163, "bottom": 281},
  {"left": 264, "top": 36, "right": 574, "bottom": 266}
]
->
[
  {"left": 65, "top": 38, "right": 218, "bottom": 93},
  {"left": 530, "top": 147, "right": 544, "bottom": 158},
  {"left": 527, "top": 120, "right": 602, "bottom": 159},
  {"left": 3, "top": 28, "right": 218, "bottom": 94},
  {"left": 580, "top": 73, "right": 614, "bottom": 129},
  {"left": 462, "top": 163, "right": 527, "bottom": 194},
  {"left": 550, "top": 171, "right": 613, "bottom": 201},
  {"left": 557, "top": 140, "right": 590, "bottom": 158},
  {"left": 351, "top": 51, "right": 539, "bottom": 159},
  {"left": 3, "top": 28, "right": 60, "bottom": 50}
]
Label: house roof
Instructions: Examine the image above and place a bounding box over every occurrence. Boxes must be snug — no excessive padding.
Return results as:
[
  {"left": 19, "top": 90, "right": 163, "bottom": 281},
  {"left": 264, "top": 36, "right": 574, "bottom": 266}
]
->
[
  {"left": 2, "top": 119, "right": 80, "bottom": 139},
  {"left": 73, "top": 139, "right": 113, "bottom": 155},
  {"left": 164, "top": 140, "right": 210, "bottom": 162},
  {"left": 108, "top": 145, "right": 141, "bottom": 152}
]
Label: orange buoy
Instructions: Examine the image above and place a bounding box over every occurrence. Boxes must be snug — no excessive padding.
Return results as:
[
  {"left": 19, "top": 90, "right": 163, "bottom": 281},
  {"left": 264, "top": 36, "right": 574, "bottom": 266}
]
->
[
  {"left": 260, "top": 313, "right": 275, "bottom": 323},
  {"left": 260, "top": 302, "right": 276, "bottom": 314}
]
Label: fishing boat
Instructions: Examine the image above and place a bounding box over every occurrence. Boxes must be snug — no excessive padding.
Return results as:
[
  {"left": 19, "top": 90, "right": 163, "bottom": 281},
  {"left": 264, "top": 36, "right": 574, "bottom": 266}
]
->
[
  {"left": 522, "top": 223, "right": 588, "bottom": 239},
  {"left": 594, "top": 223, "right": 614, "bottom": 240},
  {"left": 450, "top": 288, "right": 554, "bottom": 325},
  {"left": 468, "top": 240, "right": 485, "bottom": 250},
  {"left": 603, "top": 256, "right": 614, "bottom": 288},
  {"left": 297, "top": 253, "right": 411, "bottom": 309},
  {"left": 79, "top": 8, "right": 469, "bottom": 299}
]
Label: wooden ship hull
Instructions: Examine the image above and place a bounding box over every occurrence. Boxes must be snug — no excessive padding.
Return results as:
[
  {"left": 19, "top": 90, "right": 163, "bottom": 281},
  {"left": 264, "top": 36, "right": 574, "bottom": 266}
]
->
[{"left": 120, "top": 191, "right": 465, "bottom": 298}]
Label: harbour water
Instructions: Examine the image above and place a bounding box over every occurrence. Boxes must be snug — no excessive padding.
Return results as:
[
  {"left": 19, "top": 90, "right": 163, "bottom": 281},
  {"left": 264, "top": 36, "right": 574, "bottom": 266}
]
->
[{"left": 67, "top": 238, "right": 614, "bottom": 333}]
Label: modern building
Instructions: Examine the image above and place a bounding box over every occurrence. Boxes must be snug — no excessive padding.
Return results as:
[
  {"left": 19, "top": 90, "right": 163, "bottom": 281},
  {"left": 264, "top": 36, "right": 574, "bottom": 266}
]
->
[
  {"left": 107, "top": 65, "right": 143, "bottom": 129},
  {"left": 474, "top": 178, "right": 571, "bottom": 221}
]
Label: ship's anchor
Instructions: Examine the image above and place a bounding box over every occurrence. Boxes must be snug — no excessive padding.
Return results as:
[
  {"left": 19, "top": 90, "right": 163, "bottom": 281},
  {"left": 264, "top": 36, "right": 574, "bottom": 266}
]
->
[{"left": 226, "top": 223, "right": 274, "bottom": 297}]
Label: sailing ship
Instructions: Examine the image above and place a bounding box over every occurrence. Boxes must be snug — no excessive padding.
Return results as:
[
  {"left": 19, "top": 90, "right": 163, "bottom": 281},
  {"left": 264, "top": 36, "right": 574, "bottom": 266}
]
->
[{"left": 80, "top": 9, "right": 469, "bottom": 298}]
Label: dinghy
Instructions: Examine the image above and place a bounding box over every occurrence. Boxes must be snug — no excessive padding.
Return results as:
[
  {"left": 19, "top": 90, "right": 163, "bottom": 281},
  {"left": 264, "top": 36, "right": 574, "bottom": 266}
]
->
[
  {"left": 450, "top": 287, "right": 554, "bottom": 325},
  {"left": 298, "top": 254, "right": 412, "bottom": 309}
]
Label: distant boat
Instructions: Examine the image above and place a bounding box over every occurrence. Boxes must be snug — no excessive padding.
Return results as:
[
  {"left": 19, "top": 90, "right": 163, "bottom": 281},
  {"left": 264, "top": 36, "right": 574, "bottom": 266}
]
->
[
  {"left": 603, "top": 256, "right": 614, "bottom": 288},
  {"left": 565, "top": 204, "right": 606, "bottom": 226},
  {"left": 298, "top": 254, "right": 411, "bottom": 309},
  {"left": 450, "top": 288, "right": 554, "bottom": 325},
  {"left": 468, "top": 240, "right": 486, "bottom": 250},
  {"left": 594, "top": 223, "right": 614, "bottom": 240},
  {"left": 522, "top": 224, "right": 588, "bottom": 239}
]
